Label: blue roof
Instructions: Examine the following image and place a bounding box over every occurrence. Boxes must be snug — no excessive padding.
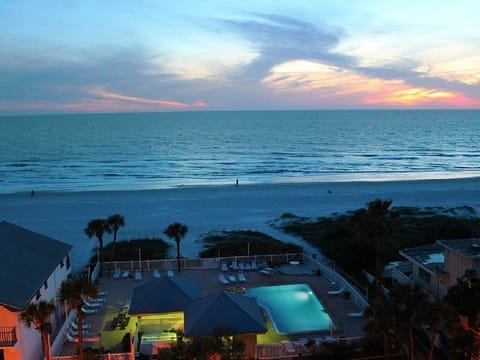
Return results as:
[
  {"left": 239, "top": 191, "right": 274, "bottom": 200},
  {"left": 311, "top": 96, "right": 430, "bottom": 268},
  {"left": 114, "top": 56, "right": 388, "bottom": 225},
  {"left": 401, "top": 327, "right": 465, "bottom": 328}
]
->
[
  {"left": 184, "top": 291, "right": 267, "bottom": 337},
  {"left": 129, "top": 276, "right": 201, "bottom": 315},
  {"left": 0, "top": 221, "right": 72, "bottom": 310}
]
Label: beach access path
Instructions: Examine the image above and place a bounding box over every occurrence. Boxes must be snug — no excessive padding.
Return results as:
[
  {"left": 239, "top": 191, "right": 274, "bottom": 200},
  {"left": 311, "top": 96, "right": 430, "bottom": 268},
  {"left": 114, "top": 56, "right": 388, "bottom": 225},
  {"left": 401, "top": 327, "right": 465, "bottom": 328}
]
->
[{"left": 1, "top": 177, "right": 480, "bottom": 267}]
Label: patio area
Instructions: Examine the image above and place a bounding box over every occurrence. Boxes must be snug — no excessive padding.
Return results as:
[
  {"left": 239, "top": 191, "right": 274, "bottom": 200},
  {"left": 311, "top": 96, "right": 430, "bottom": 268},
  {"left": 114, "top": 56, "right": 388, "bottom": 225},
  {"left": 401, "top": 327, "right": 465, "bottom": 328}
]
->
[{"left": 60, "top": 260, "right": 367, "bottom": 357}]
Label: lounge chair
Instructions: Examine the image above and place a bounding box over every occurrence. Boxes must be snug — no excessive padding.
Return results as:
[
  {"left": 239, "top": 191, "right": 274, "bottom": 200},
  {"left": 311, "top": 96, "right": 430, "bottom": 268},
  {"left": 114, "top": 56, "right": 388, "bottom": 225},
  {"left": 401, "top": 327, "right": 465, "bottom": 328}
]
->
[
  {"left": 238, "top": 271, "right": 246, "bottom": 282},
  {"left": 228, "top": 274, "right": 236, "bottom": 282},
  {"left": 69, "top": 320, "right": 92, "bottom": 330},
  {"left": 81, "top": 305, "right": 98, "bottom": 314},
  {"left": 348, "top": 311, "right": 364, "bottom": 318},
  {"left": 82, "top": 299, "right": 102, "bottom": 308},
  {"left": 238, "top": 263, "right": 245, "bottom": 270},
  {"left": 153, "top": 269, "right": 161, "bottom": 278},
  {"left": 167, "top": 270, "right": 174, "bottom": 277},
  {"left": 112, "top": 269, "right": 121, "bottom": 279},
  {"left": 122, "top": 270, "right": 130, "bottom": 278},
  {"left": 219, "top": 273, "right": 229, "bottom": 284},
  {"left": 221, "top": 263, "right": 228, "bottom": 272},
  {"left": 245, "top": 263, "right": 252, "bottom": 270},
  {"left": 84, "top": 295, "right": 105, "bottom": 303},
  {"left": 98, "top": 291, "right": 108, "bottom": 297},
  {"left": 251, "top": 261, "right": 257, "bottom": 270},
  {"left": 135, "top": 270, "right": 142, "bottom": 281},
  {"left": 230, "top": 261, "right": 239, "bottom": 270},
  {"left": 327, "top": 287, "right": 345, "bottom": 295}
]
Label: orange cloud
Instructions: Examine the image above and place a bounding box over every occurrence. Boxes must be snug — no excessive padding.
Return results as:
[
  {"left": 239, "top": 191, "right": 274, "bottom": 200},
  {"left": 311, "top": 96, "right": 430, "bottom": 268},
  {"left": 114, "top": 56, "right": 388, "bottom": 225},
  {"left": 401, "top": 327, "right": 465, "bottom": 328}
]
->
[
  {"left": 89, "top": 87, "right": 204, "bottom": 109},
  {"left": 262, "top": 60, "right": 479, "bottom": 108}
]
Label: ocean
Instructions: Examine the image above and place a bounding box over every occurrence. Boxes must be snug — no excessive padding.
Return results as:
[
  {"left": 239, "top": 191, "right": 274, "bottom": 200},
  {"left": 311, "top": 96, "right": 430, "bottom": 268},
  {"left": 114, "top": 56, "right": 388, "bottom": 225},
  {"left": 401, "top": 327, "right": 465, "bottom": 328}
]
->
[{"left": 1, "top": 110, "right": 479, "bottom": 194}]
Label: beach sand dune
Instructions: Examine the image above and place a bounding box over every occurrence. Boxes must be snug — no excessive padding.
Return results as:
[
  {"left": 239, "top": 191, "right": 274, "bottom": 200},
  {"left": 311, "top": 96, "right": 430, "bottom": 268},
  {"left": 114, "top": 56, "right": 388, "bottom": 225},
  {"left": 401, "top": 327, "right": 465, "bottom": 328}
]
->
[{"left": 1, "top": 177, "right": 480, "bottom": 268}]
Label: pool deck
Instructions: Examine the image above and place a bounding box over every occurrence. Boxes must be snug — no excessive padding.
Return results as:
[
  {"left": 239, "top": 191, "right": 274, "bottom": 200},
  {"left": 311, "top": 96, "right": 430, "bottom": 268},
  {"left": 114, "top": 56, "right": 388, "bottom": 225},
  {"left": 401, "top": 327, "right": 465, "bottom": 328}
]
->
[{"left": 61, "top": 265, "right": 367, "bottom": 355}]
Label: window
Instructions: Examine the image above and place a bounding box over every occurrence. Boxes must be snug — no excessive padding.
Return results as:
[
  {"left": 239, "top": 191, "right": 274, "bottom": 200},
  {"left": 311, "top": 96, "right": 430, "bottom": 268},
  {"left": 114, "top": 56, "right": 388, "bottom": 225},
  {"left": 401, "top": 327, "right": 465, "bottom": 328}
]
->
[{"left": 418, "top": 267, "right": 431, "bottom": 284}]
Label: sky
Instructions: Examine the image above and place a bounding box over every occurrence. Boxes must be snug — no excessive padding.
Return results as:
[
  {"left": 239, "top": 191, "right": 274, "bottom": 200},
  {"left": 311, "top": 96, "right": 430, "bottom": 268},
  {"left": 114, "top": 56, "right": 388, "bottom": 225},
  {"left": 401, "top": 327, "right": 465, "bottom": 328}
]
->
[{"left": 1, "top": 0, "right": 479, "bottom": 114}]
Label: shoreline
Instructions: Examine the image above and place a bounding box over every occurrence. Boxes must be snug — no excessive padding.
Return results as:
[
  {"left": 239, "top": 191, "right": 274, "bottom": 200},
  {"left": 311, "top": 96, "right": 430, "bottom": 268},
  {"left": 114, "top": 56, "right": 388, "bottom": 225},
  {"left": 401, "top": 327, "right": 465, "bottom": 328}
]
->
[
  {"left": 2, "top": 172, "right": 480, "bottom": 196},
  {"left": 1, "top": 177, "right": 480, "bottom": 268}
]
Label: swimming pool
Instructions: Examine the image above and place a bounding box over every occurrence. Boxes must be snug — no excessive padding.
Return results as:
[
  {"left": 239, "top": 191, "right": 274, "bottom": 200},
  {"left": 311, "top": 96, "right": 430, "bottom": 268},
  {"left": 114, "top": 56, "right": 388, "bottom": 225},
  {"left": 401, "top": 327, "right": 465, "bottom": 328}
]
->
[{"left": 245, "top": 284, "right": 333, "bottom": 334}]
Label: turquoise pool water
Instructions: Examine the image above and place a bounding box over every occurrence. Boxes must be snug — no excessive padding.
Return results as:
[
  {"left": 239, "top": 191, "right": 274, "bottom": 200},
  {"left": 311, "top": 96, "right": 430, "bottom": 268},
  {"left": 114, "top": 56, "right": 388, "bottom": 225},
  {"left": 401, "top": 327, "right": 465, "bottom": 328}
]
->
[{"left": 245, "top": 284, "right": 333, "bottom": 334}]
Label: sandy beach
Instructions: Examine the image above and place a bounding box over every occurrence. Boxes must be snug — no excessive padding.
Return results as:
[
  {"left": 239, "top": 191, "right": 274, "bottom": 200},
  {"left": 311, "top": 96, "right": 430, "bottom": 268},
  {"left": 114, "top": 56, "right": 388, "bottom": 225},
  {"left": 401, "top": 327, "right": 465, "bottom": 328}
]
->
[{"left": 1, "top": 177, "right": 480, "bottom": 269}]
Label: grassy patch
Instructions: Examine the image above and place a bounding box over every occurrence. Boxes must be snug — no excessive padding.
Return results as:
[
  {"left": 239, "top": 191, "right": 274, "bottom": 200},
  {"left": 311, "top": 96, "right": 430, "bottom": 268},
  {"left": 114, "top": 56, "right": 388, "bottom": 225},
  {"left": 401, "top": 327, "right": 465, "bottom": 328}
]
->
[{"left": 199, "top": 230, "right": 302, "bottom": 258}]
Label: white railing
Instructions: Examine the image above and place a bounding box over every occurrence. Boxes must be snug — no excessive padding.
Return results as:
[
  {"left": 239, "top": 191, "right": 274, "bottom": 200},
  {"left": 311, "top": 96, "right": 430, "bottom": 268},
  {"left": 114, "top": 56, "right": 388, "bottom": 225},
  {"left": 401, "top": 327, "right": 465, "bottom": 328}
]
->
[
  {"left": 303, "top": 254, "right": 369, "bottom": 310},
  {"left": 52, "top": 354, "right": 134, "bottom": 360},
  {"left": 102, "top": 253, "right": 303, "bottom": 273}
]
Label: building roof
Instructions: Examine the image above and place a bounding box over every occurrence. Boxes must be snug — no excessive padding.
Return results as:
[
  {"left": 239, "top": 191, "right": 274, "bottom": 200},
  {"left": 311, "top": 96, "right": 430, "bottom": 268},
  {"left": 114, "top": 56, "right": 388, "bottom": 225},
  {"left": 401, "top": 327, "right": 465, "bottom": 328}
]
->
[
  {"left": 184, "top": 290, "right": 267, "bottom": 337},
  {"left": 399, "top": 243, "right": 446, "bottom": 275},
  {"left": 129, "top": 276, "right": 201, "bottom": 315},
  {"left": 0, "top": 221, "right": 72, "bottom": 310},
  {"left": 437, "top": 238, "right": 480, "bottom": 260}
]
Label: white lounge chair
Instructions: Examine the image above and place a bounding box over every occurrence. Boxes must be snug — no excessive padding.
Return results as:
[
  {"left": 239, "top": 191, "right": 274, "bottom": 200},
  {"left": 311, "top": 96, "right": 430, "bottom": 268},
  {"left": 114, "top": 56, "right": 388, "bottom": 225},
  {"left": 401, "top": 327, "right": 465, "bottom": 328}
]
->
[
  {"left": 221, "top": 263, "right": 228, "bottom": 272},
  {"left": 122, "top": 270, "right": 130, "bottom": 278},
  {"left": 153, "top": 269, "right": 161, "bottom": 278},
  {"left": 135, "top": 270, "right": 142, "bottom": 281},
  {"left": 245, "top": 263, "right": 252, "bottom": 270},
  {"left": 81, "top": 306, "right": 98, "bottom": 314},
  {"left": 112, "top": 269, "right": 121, "bottom": 279},
  {"left": 167, "top": 270, "right": 174, "bottom": 277},
  {"left": 239, "top": 263, "right": 245, "bottom": 270},
  {"left": 348, "top": 311, "right": 364, "bottom": 318},
  {"left": 327, "top": 287, "right": 345, "bottom": 295},
  {"left": 219, "top": 273, "right": 229, "bottom": 284},
  {"left": 69, "top": 320, "right": 92, "bottom": 330},
  {"left": 251, "top": 261, "right": 257, "bottom": 270},
  {"left": 82, "top": 299, "right": 102, "bottom": 308},
  {"left": 238, "top": 271, "right": 246, "bottom": 282},
  {"left": 228, "top": 274, "right": 236, "bottom": 282},
  {"left": 98, "top": 291, "right": 108, "bottom": 297},
  {"left": 230, "top": 261, "right": 239, "bottom": 270}
]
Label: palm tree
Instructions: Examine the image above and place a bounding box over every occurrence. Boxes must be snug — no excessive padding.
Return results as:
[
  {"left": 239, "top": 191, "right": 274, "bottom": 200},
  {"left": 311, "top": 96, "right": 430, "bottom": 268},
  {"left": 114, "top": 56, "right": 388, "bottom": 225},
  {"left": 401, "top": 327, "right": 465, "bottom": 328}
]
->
[
  {"left": 84, "top": 219, "right": 110, "bottom": 265},
  {"left": 354, "top": 199, "right": 397, "bottom": 359},
  {"left": 390, "top": 283, "right": 431, "bottom": 360},
  {"left": 59, "top": 273, "right": 98, "bottom": 360},
  {"left": 106, "top": 214, "right": 125, "bottom": 261},
  {"left": 354, "top": 199, "right": 397, "bottom": 305},
  {"left": 20, "top": 301, "right": 56, "bottom": 360},
  {"left": 422, "top": 299, "right": 449, "bottom": 360},
  {"left": 164, "top": 223, "right": 188, "bottom": 273}
]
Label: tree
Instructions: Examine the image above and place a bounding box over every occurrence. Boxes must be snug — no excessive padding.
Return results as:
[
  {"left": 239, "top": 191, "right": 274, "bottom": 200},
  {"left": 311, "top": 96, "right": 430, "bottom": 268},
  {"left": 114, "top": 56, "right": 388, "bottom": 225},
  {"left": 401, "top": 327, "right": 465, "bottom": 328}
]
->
[
  {"left": 59, "top": 273, "right": 98, "bottom": 360},
  {"left": 421, "top": 299, "right": 450, "bottom": 360},
  {"left": 164, "top": 223, "right": 188, "bottom": 273},
  {"left": 444, "top": 270, "right": 480, "bottom": 358},
  {"left": 354, "top": 199, "right": 397, "bottom": 305},
  {"left": 389, "top": 283, "right": 430, "bottom": 360},
  {"left": 84, "top": 219, "right": 110, "bottom": 266},
  {"left": 20, "top": 301, "right": 55, "bottom": 360},
  {"left": 355, "top": 199, "right": 397, "bottom": 359},
  {"left": 106, "top": 214, "right": 125, "bottom": 261}
]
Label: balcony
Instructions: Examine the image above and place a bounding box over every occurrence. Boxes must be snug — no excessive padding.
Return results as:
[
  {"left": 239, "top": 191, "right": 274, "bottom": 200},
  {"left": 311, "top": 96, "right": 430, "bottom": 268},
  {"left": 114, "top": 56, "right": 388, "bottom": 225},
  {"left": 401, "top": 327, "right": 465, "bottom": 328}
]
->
[{"left": 0, "top": 327, "right": 17, "bottom": 347}]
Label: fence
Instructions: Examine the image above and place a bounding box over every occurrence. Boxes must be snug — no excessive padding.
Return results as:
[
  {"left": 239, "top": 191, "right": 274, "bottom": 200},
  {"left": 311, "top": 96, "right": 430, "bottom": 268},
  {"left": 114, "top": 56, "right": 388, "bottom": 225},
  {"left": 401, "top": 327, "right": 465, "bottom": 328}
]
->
[
  {"left": 303, "top": 254, "right": 370, "bottom": 310},
  {"left": 52, "top": 354, "right": 134, "bottom": 360},
  {"left": 102, "top": 253, "right": 304, "bottom": 274}
]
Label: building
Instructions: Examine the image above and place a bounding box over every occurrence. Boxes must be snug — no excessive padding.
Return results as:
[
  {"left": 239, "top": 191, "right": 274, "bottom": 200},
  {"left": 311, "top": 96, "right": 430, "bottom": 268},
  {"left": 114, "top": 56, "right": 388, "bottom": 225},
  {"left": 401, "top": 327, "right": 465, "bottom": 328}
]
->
[
  {"left": 395, "top": 238, "right": 480, "bottom": 298},
  {"left": 128, "top": 277, "right": 266, "bottom": 358},
  {"left": 0, "top": 221, "right": 72, "bottom": 360}
]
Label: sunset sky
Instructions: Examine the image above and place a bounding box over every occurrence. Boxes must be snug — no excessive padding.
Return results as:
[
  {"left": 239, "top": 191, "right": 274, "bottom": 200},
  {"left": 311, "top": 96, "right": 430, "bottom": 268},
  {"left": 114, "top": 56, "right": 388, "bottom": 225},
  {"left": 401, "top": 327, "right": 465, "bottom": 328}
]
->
[{"left": 1, "top": 0, "right": 479, "bottom": 114}]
